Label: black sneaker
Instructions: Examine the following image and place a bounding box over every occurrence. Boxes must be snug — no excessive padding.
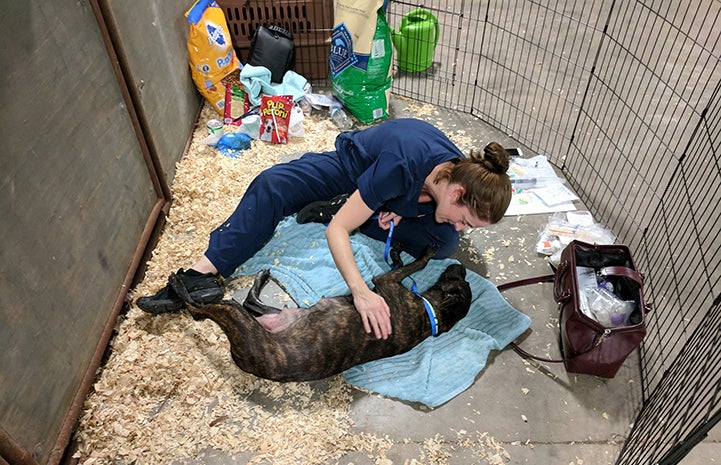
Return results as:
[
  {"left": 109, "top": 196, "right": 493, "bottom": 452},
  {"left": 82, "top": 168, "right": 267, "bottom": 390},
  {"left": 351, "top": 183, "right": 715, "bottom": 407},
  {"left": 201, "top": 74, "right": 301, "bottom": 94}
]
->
[
  {"left": 296, "top": 193, "right": 350, "bottom": 224},
  {"left": 136, "top": 269, "right": 223, "bottom": 314}
]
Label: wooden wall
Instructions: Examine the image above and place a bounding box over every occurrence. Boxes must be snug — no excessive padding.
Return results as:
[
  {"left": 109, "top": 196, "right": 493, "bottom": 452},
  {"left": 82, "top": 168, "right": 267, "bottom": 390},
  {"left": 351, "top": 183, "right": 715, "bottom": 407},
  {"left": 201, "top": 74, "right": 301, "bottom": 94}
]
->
[{"left": 0, "top": 0, "right": 201, "bottom": 463}]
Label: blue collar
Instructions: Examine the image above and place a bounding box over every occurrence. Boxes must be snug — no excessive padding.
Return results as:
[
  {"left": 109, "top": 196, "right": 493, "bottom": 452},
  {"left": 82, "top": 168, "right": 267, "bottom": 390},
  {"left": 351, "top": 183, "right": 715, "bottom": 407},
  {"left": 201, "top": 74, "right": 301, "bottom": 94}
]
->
[{"left": 419, "top": 295, "right": 439, "bottom": 336}]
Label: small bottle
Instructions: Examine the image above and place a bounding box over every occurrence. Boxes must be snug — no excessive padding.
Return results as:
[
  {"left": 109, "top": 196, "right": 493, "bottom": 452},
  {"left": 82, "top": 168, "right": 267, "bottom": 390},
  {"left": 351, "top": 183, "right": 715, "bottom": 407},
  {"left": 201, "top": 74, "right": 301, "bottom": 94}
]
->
[
  {"left": 330, "top": 106, "right": 353, "bottom": 131},
  {"left": 299, "top": 97, "right": 312, "bottom": 116}
]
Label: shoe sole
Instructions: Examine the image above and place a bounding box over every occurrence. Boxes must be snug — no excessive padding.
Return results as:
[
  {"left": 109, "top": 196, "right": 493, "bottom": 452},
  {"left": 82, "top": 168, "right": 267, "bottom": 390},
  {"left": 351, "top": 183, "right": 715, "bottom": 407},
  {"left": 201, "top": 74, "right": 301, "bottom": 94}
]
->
[
  {"left": 136, "top": 297, "right": 183, "bottom": 314},
  {"left": 296, "top": 195, "right": 349, "bottom": 224}
]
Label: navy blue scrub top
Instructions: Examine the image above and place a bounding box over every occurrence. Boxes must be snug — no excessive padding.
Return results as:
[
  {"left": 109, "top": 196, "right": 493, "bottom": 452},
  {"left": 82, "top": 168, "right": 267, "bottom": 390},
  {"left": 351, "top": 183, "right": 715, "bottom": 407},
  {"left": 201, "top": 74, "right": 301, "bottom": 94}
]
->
[{"left": 334, "top": 118, "right": 465, "bottom": 217}]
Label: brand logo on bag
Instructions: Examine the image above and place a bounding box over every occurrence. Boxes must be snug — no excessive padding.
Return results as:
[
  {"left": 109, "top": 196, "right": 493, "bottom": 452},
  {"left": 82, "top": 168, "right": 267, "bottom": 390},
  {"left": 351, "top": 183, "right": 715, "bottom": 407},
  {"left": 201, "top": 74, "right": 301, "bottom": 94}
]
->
[
  {"left": 205, "top": 22, "right": 227, "bottom": 46},
  {"left": 261, "top": 98, "right": 290, "bottom": 120},
  {"left": 330, "top": 24, "right": 357, "bottom": 77},
  {"left": 215, "top": 48, "right": 234, "bottom": 70}
]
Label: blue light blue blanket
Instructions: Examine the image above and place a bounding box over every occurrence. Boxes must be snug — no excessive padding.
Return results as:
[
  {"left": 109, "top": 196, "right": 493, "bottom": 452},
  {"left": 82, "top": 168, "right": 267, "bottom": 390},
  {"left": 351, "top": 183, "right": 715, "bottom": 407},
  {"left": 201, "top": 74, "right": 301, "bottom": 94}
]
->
[
  {"left": 234, "top": 217, "right": 531, "bottom": 408},
  {"left": 239, "top": 64, "right": 309, "bottom": 106}
]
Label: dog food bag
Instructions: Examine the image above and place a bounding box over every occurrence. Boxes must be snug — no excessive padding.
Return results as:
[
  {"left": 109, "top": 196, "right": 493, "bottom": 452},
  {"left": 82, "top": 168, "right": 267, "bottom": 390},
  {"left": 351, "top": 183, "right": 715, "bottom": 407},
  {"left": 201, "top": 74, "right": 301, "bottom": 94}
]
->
[
  {"left": 259, "top": 95, "right": 293, "bottom": 144},
  {"left": 186, "top": 0, "right": 240, "bottom": 115},
  {"left": 330, "top": 0, "right": 393, "bottom": 124}
]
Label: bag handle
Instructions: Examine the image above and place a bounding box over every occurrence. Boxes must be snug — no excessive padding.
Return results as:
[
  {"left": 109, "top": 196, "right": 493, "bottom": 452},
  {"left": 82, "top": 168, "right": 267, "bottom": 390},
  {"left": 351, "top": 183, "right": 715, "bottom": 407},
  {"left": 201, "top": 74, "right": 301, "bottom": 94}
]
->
[
  {"left": 553, "top": 260, "right": 571, "bottom": 302},
  {"left": 600, "top": 266, "right": 643, "bottom": 285},
  {"left": 266, "top": 24, "right": 293, "bottom": 40},
  {"left": 497, "top": 275, "right": 611, "bottom": 364},
  {"left": 496, "top": 274, "right": 555, "bottom": 291}
]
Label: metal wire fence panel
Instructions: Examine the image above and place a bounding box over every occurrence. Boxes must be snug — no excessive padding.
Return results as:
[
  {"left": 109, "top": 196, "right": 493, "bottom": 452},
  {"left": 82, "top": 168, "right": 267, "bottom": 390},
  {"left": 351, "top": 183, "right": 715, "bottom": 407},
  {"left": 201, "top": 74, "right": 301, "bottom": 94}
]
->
[
  {"left": 617, "top": 298, "right": 721, "bottom": 464},
  {"left": 387, "top": 0, "right": 486, "bottom": 111},
  {"left": 561, "top": 0, "right": 721, "bottom": 393},
  {"left": 387, "top": 0, "right": 721, "bottom": 463}
]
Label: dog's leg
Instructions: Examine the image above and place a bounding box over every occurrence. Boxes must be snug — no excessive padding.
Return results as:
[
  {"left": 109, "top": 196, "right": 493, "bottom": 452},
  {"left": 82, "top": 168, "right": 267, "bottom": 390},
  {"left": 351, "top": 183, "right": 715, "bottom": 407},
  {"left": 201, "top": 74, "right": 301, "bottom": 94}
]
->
[
  {"left": 373, "top": 244, "right": 438, "bottom": 289},
  {"left": 184, "top": 300, "right": 279, "bottom": 378},
  {"left": 170, "top": 272, "right": 283, "bottom": 377},
  {"left": 243, "top": 270, "right": 283, "bottom": 316},
  {"left": 388, "top": 241, "right": 405, "bottom": 269}
]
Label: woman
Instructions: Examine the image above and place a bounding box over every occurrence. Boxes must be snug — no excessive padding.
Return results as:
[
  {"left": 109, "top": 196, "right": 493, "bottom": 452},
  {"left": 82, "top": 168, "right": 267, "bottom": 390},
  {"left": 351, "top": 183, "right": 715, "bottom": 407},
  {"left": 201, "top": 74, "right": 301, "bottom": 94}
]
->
[{"left": 137, "top": 118, "right": 512, "bottom": 340}]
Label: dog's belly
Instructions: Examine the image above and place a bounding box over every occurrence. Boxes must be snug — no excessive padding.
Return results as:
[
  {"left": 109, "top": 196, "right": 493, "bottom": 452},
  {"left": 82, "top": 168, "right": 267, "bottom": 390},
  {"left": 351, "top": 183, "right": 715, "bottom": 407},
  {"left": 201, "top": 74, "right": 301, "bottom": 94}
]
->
[
  {"left": 256, "top": 307, "right": 308, "bottom": 332},
  {"left": 255, "top": 297, "right": 349, "bottom": 333}
]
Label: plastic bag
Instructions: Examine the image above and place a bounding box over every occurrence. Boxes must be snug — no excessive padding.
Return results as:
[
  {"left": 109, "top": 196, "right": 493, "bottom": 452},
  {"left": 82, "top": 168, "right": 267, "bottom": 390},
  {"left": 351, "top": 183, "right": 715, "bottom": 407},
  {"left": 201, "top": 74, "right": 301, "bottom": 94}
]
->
[
  {"left": 216, "top": 132, "right": 252, "bottom": 158},
  {"left": 330, "top": 0, "right": 393, "bottom": 124},
  {"left": 186, "top": 0, "right": 240, "bottom": 114},
  {"left": 537, "top": 211, "right": 617, "bottom": 268},
  {"left": 236, "top": 114, "right": 261, "bottom": 139},
  {"left": 288, "top": 104, "right": 305, "bottom": 138}
]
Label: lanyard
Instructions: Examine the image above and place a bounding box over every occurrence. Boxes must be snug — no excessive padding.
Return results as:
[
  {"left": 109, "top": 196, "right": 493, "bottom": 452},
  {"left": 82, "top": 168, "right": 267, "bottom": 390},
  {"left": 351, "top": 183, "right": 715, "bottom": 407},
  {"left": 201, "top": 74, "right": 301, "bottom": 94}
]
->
[{"left": 381, "top": 220, "right": 439, "bottom": 336}]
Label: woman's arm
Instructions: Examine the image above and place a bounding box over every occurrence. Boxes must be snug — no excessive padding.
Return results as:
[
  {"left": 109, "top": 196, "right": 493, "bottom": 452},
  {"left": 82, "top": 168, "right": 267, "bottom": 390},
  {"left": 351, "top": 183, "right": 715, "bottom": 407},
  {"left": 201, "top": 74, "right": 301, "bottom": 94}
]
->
[{"left": 325, "top": 190, "right": 392, "bottom": 340}]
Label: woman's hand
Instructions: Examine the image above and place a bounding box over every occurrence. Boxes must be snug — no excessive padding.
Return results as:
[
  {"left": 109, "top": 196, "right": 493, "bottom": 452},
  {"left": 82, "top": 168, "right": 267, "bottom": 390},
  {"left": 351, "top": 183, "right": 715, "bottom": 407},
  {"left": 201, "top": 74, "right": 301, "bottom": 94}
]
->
[
  {"left": 325, "top": 191, "right": 394, "bottom": 339},
  {"left": 353, "top": 287, "right": 392, "bottom": 339},
  {"left": 377, "top": 211, "right": 403, "bottom": 230}
]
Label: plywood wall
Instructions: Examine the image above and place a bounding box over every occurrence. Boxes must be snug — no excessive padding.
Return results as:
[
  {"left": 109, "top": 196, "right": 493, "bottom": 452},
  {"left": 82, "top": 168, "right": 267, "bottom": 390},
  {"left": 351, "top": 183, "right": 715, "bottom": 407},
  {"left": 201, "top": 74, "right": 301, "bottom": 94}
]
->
[{"left": 0, "top": 0, "right": 201, "bottom": 463}]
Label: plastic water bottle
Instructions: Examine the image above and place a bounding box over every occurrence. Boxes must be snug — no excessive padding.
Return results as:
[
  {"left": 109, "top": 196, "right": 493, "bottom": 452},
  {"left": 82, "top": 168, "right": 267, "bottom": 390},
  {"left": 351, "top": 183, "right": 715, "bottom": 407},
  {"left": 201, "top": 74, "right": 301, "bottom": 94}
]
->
[{"left": 330, "top": 106, "right": 353, "bottom": 131}]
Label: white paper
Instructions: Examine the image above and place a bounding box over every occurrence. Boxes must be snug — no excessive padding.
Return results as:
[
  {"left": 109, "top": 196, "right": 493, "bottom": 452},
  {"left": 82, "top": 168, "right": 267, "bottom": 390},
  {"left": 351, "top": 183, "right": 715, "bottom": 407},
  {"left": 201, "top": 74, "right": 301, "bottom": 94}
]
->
[
  {"left": 505, "top": 155, "right": 578, "bottom": 216},
  {"left": 505, "top": 191, "right": 576, "bottom": 216},
  {"left": 532, "top": 184, "right": 579, "bottom": 206},
  {"left": 566, "top": 210, "right": 595, "bottom": 225}
]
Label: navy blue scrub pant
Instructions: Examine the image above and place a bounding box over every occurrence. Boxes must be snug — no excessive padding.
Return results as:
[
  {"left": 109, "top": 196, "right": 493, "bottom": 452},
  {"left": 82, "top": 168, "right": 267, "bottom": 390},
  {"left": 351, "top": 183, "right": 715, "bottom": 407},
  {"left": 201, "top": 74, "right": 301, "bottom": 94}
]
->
[{"left": 204, "top": 151, "right": 459, "bottom": 277}]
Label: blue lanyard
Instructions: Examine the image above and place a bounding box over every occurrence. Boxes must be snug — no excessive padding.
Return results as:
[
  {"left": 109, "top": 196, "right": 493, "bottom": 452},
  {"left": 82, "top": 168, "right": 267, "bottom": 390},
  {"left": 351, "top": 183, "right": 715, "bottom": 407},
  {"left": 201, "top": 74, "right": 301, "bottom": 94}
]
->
[{"left": 382, "top": 220, "right": 439, "bottom": 336}]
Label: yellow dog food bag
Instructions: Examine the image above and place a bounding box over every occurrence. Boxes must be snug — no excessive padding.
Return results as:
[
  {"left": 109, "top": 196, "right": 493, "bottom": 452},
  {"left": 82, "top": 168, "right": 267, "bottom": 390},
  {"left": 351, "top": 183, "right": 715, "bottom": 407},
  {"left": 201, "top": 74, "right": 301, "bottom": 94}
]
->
[{"left": 186, "top": 0, "right": 240, "bottom": 114}]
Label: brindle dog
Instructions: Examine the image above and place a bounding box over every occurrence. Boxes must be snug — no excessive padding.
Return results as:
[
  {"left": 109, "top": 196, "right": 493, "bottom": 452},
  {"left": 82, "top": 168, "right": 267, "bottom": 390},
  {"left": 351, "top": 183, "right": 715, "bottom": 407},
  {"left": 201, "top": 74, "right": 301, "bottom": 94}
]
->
[{"left": 169, "top": 245, "right": 472, "bottom": 382}]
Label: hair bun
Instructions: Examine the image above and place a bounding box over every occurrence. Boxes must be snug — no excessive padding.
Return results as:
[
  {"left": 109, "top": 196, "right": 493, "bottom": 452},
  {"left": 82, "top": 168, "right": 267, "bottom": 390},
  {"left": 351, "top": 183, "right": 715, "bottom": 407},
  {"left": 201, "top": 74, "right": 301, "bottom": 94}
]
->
[{"left": 469, "top": 142, "right": 510, "bottom": 174}]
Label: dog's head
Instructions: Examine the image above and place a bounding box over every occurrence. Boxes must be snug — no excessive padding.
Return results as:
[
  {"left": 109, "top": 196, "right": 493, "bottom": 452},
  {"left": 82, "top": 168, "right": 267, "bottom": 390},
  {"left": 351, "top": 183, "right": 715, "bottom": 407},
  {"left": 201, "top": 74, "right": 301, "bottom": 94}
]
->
[{"left": 424, "top": 264, "right": 472, "bottom": 333}]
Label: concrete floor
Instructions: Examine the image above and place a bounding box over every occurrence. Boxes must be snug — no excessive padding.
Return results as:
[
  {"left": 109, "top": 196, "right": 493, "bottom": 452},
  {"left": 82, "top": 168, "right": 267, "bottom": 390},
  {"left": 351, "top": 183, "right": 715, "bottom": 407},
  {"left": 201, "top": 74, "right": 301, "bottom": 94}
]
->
[{"left": 171, "top": 97, "right": 718, "bottom": 464}]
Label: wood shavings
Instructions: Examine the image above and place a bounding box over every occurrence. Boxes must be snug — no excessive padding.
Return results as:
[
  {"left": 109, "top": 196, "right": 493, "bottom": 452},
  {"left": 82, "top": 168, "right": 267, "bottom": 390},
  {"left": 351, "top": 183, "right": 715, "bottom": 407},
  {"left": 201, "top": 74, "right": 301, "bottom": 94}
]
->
[
  {"left": 483, "top": 247, "right": 497, "bottom": 263},
  {"left": 72, "top": 103, "right": 394, "bottom": 465},
  {"left": 457, "top": 431, "right": 511, "bottom": 465},
  {"left": 396, "top": 95, "right": 438, "bottom": 118},
  {"left": 421, "top": 434, "right": 452, "bottom": 463}
]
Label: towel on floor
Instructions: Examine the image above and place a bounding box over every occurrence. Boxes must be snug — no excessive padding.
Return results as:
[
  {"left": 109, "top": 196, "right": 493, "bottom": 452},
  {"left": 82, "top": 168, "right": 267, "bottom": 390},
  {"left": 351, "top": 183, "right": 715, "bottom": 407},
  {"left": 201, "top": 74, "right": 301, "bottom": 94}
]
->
[
  {"left": 240, "top": 64, "right": 309, "bottom": 106},
  {"left": 234, "top": 217, "right": 531, "bottom": 408}
]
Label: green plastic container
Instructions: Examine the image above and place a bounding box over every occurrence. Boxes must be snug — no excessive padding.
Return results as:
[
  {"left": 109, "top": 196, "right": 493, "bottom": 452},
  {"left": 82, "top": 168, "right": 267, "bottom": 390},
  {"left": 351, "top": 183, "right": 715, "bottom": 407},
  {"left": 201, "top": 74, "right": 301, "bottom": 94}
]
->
[{"left": 391, "top": 9, "right": 439, "bottom": 72}]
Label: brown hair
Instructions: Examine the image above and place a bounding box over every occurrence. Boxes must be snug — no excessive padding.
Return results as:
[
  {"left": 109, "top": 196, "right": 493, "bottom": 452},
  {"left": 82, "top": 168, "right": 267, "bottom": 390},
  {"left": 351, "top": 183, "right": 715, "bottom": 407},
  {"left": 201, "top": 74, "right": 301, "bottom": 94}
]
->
[{"left": 436, "top": 142, "right": 512, "bottom": 224}]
